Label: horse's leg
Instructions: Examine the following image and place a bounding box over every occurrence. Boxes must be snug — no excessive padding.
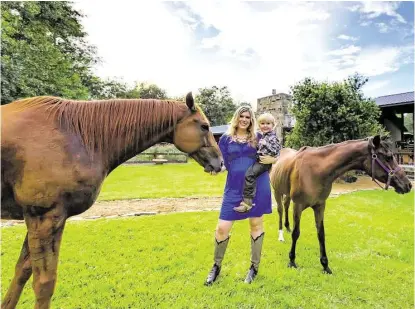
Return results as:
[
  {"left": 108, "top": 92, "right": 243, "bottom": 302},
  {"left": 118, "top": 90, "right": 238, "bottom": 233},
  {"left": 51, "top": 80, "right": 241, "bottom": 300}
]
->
[
  {"left": 1, "top": 233, "right": 32, "bottom": 309},
  {"left": 312, "top": 203, "right": 332, "bottom": 274},
  {"left": 288, "top": 203, "right": 302, "bottom": 268},
  {"left": 25, "top": 203, "right": 67, "bottom": 309},
  {"left": 276, "top": 193, "right": 284, "bottom": 242},
  {"left": 283, "top": 195, "right": 291, "bottom": 232}
]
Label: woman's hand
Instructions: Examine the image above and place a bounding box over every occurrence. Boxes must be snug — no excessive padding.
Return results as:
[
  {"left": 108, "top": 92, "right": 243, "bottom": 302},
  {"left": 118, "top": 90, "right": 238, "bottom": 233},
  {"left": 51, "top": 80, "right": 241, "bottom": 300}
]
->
[{"left": 259, "top": 155, "right": 277, "bottom": 164}]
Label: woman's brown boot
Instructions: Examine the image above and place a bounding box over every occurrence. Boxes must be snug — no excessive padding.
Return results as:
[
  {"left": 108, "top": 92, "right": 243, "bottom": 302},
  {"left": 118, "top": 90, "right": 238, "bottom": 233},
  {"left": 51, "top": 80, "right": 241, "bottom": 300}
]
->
[
  {"left": 245, "top": 232, "right": 264, "bottom": 284},
  {"left": 205, "top": 236, "right": 230, "bottom": 286}
]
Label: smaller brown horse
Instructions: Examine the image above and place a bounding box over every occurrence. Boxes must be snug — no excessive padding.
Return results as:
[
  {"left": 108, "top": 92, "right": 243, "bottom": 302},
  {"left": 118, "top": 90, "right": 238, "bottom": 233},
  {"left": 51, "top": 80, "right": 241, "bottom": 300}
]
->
[
  {"left": 1, "top": 92, "right": 223, "bottom": 309},
  {"left": 270, "top": 135, "right": 412, "bottom": 274}
]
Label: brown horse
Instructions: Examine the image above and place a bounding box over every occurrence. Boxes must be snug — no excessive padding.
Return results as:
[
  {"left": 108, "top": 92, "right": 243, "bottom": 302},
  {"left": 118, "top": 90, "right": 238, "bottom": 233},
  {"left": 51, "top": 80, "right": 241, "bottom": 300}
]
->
[
  {"left": 270, "top": 135, "right": 412, "bottom": 274},
  {"left": 1, "top": 92, "right": 223, "bottom": 309}
]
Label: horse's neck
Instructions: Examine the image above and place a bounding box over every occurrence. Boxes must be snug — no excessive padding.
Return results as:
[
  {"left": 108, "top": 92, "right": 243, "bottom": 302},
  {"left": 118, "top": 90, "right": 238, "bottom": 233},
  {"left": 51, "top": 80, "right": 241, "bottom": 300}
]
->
[
  {"left": 99, "top": 102, "right": 188, "bottom": 171},
  {"left": 106, "top": 129, "right": 170, "bottom": 172},
  {"left": 322, "top": 140, "right": 368, "bottom": 182}
]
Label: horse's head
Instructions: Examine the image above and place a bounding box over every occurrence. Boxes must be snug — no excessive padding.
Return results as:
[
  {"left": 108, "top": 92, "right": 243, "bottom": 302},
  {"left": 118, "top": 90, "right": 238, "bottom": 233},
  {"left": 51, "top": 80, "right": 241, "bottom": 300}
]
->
[
  {"left": 173, "top": 92, "right": 223, "bottom": 173},
  {"left": 365, "top": 135, "right": 412, "bottom": 194}
]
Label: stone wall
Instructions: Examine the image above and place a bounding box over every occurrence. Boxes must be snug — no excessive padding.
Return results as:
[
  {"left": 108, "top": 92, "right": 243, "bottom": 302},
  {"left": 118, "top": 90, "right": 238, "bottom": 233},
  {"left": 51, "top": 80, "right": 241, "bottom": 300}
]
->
[{"left": 256, "top": 92, "right": 294, "bottom": 142}]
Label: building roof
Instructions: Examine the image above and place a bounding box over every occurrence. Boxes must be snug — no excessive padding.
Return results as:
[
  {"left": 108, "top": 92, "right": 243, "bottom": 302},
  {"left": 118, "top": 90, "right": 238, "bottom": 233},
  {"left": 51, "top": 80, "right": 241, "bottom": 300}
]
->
[
  {"left": 375, "top": 91, "right": 414, "bottom": 107},
  {"left": 211, "top": 124, "right": 229, "bottom": 135}
]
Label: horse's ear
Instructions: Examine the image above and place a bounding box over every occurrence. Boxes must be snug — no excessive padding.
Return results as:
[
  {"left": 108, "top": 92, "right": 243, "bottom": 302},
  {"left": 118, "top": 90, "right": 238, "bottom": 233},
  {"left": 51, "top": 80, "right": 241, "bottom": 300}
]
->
[
  {"left": 186, "top": 92, "right": 196, "bottom": 111},
  {"left": 369, "top": 135, "right": 381, "bottom": 149}
]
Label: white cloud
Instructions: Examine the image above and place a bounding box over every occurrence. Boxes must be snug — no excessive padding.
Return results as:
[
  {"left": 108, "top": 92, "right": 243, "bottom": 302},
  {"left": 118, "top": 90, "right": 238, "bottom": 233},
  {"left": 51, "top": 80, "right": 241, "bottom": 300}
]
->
[
  {"left": 351, "top": 2, "right": 406, "bottom": 23},
  {"left": 326, "top": 45, "right": 361, "bottom": 56},
  {"left": 73, "top": 1, "right": 199, "bottom": 96},
  {"left": 72, "top": 1, "right": 412, "bottom": 111},
  {"left": 360, "top": 20, "right": 373, "bottom": 27},
  {"left": 338, "top": 34, "right": 358, "bottom": 41},
  {"left": 316, "top": 45, "right": 413, "bottom": 81},
  {"left": 348, "top": 4, "right": 361, "bottom": 12},
  {"left": 362, "top": 80, "right": 390, "bottom": 97},
  {"left": 376, "top": 22, "right": 391, "bottom": 33},
  {"left": 171, "top": 2, "right": 332, "bottom": 103}
]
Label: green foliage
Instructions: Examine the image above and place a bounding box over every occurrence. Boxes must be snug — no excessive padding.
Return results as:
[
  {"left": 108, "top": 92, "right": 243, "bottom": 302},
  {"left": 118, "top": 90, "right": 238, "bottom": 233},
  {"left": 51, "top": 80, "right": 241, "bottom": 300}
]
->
[
  {"left": 404, "top": 113, "right": 414, "bottom": 134},
  {"left": 88, "top": 79, "right": 169, "bottom": 100},
  {"left": 2, "top": 191, "right": 413, "bottom": 308},
  {"left": 285, "top": 73, "right": 387, "bottom": 149},
  {"left": 130, "top": 81, "right": 167, "bottom": 99},
  {"left": 86, "top": 76, "right": 130, "bottom": 100},
  {"left": 195, "top": 86, "right": 238, "bottom": 126},
  {"left": 1, "top": 1, "right": 97, "bottom": 104}
]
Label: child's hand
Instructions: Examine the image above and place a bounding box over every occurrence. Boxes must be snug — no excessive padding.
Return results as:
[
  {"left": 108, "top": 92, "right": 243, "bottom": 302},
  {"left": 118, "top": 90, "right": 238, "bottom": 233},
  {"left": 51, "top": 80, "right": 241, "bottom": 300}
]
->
[{"left": 259, "top": 155, "right": 277, "bottom": 164}]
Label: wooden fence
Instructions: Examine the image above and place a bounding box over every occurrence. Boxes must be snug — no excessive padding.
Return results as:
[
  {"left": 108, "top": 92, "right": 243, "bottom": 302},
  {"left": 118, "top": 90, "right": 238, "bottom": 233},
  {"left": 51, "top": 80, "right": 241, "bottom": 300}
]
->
[{"left": 124, "top": 152, "right": 189, "bottom": 164}]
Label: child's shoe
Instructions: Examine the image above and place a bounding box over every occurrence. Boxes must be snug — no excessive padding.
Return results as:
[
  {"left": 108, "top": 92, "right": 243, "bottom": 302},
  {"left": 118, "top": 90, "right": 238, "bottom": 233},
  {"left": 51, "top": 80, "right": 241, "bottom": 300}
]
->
[{"left": 233, "top": 198, "right": 254, "bottom": 213}]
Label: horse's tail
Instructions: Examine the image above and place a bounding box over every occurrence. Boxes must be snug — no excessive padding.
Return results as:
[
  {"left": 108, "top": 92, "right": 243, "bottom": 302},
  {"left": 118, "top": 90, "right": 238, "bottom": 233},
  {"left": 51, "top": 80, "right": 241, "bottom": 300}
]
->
[
  {"left": 270, "top": 148, "right": 297, "bottom": 195},
  {"left": 271, "top": 148, "right": 297, "bottom": 236}
]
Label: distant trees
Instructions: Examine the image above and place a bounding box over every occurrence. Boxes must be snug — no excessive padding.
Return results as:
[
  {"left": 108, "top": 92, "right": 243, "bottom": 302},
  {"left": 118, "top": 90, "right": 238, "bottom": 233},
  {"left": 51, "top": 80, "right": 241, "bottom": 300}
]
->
[
  {"left": 285, "top": 73, "right": 387, "bottom": 149},
  {"left": 0, "top": 2, "right": 170, "bottom": 104},
  {"left": 1, "top": 1, "right": 97, "bottom": 104},
  {"left": 194, "top": 86, "right": 238, "bottom": 126}
]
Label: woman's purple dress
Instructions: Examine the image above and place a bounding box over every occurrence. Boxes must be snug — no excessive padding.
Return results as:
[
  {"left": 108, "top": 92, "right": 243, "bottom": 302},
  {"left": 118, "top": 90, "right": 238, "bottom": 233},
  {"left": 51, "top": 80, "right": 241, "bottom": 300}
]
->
[{"left": 218, "top": 134, "right": 272, "bottom": 221}]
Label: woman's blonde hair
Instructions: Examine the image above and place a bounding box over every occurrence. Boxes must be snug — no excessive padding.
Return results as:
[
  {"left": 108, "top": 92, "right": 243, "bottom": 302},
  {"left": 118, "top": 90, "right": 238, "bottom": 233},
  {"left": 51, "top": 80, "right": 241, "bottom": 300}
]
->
[{"left": 226, "top": 105, "right": 257, "bottom": 146}]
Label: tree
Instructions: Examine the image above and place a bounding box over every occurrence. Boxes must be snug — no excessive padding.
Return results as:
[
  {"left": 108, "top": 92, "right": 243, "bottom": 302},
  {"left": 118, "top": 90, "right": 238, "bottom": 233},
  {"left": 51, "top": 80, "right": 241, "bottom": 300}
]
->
[
  {"left": 195, "top": 86, "right": 237, "bottom": 126},
  {"left": 86, "top": 78, "right": 170, "bottom": 100},
  {"left": 125, "top": 82, "right": 167, "bottom": 100},
  {"left": 285, "top": 73, "right": 387, "bottom": 149},
  {"left": 404, "top": 113, "right": 414, "bottom": 134},
  {"left": 86, "top": 76, "right": 130, "bottom": 100},
  {"left": 1, "top": 1, "right": 98, "bottom": 104}
]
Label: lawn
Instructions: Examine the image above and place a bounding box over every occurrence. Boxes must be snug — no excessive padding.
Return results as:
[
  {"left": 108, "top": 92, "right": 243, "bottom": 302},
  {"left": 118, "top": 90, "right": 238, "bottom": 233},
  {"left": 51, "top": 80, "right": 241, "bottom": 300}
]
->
[
  {"left": 2, "top": 190, "right": 413, "bottom": 309},
  {"left": 98, "top": 160, "right": 227, "bottom": 200}
]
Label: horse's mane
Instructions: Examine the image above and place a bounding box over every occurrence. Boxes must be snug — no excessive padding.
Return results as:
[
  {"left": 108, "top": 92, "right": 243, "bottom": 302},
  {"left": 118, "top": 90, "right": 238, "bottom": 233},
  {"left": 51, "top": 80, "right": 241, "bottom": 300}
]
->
[
  {"left": 299, "top": 136, "right": 393, "bottom": 155},
  {"left": 11, "top": 96, "right": 189, "bottom": 155}
]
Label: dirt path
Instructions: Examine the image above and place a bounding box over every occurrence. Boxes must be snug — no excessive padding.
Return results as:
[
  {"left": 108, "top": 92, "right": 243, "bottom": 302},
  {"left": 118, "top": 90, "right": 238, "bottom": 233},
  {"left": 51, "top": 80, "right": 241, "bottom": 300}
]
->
[{"left": 2, "top": 176, "right": 384, "bottom": 227}]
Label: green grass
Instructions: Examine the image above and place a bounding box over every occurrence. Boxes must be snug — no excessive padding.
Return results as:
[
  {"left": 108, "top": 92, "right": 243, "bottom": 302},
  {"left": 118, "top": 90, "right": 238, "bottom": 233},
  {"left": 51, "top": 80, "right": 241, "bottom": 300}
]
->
[
  {"left": 98, "top": 160, "right": 226, "bottom": 200},
  {"left": 2, "top": 190, "right": 413, "bottom": 309}
]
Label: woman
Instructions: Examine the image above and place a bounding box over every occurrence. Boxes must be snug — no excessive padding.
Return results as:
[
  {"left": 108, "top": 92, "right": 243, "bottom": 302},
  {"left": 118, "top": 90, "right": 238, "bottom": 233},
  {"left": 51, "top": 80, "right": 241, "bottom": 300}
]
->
[{"left": 205, "top": 106, "right": 277, "bottom": 285}]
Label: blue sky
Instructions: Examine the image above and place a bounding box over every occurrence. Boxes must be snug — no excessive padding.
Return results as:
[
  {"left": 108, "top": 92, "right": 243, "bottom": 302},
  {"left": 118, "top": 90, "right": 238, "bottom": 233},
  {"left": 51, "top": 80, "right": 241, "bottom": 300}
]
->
[{"left": 75, "top": 1, "right": 414, "bottom": 109}]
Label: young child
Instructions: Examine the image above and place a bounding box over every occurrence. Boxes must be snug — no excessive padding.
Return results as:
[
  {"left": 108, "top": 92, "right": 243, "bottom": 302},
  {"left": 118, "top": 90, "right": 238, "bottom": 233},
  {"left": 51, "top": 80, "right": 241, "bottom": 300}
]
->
[{"left": 233, "top": 113, "right": 281, "bottom": 213}]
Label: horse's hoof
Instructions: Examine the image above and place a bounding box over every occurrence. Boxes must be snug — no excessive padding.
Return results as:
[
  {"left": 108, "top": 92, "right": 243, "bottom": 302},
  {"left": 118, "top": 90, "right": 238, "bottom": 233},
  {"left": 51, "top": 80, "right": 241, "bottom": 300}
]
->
[
  {"left": 278, "top": 237, "right": 285, "bottom": 242},
  {"left": 288, "top": 261, "right": 297, "bottom": 268},
  {"left": 323, "top": 267, "right": 332, "bottom": 274}
]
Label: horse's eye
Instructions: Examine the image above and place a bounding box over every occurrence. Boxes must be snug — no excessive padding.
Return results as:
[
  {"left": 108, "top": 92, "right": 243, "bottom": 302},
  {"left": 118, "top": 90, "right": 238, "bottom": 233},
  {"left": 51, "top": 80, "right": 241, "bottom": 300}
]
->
[
  {"left": 386, "top": 155, "right": 393, "bottom": 162},
  {"left": 201, "top": 124, "right": 209, "bottom": 131}
]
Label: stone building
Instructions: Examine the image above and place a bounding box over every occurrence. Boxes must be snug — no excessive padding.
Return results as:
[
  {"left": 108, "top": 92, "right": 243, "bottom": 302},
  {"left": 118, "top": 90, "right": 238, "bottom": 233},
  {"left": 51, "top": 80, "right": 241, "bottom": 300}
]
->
[{"left": 256, "top": 89, "right": 295, "bottom": 143}]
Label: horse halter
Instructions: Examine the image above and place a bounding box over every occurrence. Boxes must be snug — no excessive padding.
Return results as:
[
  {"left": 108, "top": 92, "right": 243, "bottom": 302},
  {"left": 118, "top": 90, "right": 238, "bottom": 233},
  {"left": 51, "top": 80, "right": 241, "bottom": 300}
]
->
[{"left": 370, "top": 149, "right": 401, "bottom": 190}]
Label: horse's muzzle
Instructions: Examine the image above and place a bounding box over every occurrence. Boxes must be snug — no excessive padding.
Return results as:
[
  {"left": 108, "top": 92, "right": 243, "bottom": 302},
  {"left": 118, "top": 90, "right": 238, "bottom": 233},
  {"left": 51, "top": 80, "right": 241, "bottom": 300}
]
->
[
  {"left": 392, "top": 177, "right": 412, "bottom": 194},
  {"left": 204, "top": 160, "right": 223, "bottom": 173}
]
